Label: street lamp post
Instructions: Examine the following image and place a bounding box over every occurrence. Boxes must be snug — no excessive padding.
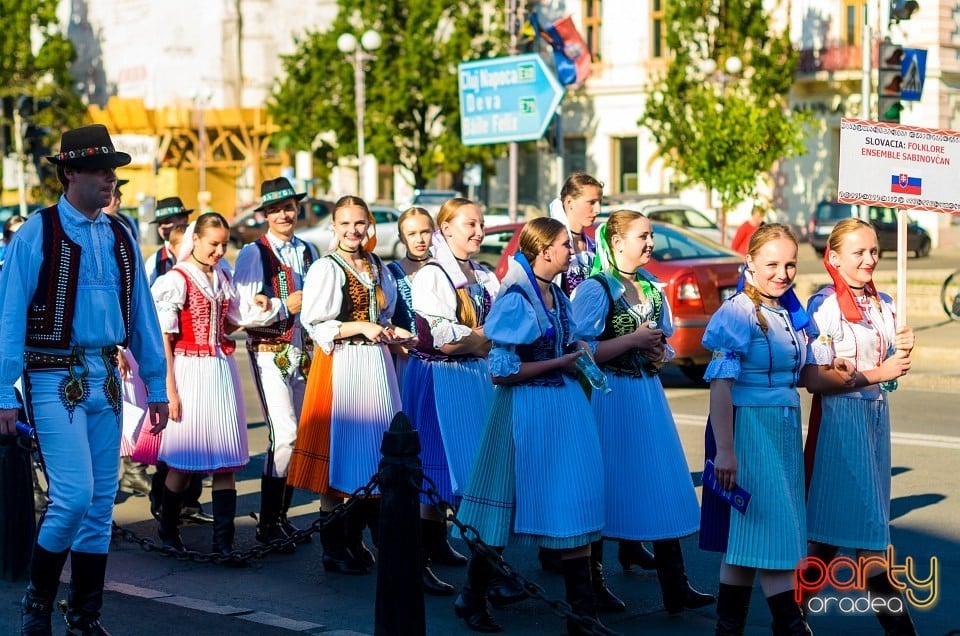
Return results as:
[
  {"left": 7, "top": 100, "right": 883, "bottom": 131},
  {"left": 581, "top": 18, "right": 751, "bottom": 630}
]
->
[
  {"left": 194, "top": 90, "right": 213, "bottom": 212},
  {"left": 698, "top": 55, "right": 743, "bottom": 245},
  {"left": 338, "top": 29, "right": 381, "bottom": 200}
]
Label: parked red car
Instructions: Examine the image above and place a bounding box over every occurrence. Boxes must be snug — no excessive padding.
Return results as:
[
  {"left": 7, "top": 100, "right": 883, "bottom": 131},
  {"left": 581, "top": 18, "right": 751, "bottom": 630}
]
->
[{"left": 476, "top": 222, "right": 744, "bottom": 381}]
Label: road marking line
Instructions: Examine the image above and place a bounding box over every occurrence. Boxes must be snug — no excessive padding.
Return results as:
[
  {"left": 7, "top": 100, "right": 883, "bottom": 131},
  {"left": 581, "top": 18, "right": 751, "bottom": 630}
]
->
[{"left": 673, "top": 414, "right": 960, "bottom": 449}]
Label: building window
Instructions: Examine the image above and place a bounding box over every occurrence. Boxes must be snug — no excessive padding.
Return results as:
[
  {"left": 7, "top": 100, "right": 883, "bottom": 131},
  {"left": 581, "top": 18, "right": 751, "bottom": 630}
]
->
[
  {"left": 583, "top": 0, "right": 602, "bottom": 60},
  {"left": 842, "top": 0, "right": 861, "bottom": 46},
  {"left": 564, "top": 136, "right": 588, "bottom": 175},
  {"left": 651, "top": 0, "right": 666, "bottom": 59},
  {"left": 613, "top": 136, "right": 638, "bottom": 193}
]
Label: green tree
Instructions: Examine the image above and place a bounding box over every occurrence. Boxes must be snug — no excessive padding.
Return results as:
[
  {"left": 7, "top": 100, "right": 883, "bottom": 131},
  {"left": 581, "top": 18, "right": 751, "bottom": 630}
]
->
[
  {"left": 641, "top": 0, "right": 811, "bottom": 234},
  {"left": 1, "top": 0, "right": 85, "bottom": 201},
  {"left": 270, "top": 0, "right": 506, "bottom": 190}
]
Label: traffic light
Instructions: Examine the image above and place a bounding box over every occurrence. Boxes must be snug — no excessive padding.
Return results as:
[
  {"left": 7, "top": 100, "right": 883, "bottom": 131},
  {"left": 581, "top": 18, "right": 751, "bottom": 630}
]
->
[
  {"left": 890, "top": 0, "right": 919, "bottom": 22},
  {"left": 878, "top": 40, "right": 903, "bottom": 123}
]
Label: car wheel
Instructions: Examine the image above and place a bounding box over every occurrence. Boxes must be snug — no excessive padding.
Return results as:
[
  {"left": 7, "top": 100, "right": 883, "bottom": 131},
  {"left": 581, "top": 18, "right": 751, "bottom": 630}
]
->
[
  {"left": 813, "top": 247, "right": 825, "bottom": 258},
  {"left": 391, "top": 241, "right": 406, "bottom": 261},
  {"left": 681, "top": 364, "right": 708, "bottom": 385},
  {"left": 916, "top": 238, "right": 931, "bottom": 258}
]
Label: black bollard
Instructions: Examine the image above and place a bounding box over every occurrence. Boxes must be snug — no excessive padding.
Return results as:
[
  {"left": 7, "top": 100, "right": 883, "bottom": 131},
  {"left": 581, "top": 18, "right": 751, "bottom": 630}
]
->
[{"left": 374, "top": 411, "right": 425, "bottom": 636}]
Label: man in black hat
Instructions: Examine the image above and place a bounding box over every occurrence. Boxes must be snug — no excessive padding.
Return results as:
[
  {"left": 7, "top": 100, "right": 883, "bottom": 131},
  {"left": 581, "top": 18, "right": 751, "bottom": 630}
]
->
[
  {"left": 233, "top": 177, "right": 318, "bottom": 551},
  {"left": 144, "top": 196, "right": 192, "bottom": 286},
  {"left": 0, "top": 124, "right": 169, "bottom": 635}
]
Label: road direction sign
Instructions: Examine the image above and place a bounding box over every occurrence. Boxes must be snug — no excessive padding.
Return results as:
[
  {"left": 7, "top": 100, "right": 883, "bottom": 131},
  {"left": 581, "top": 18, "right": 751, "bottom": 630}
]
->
[{"left": 458, "top": 54, "right": 564, "bottom": 146}]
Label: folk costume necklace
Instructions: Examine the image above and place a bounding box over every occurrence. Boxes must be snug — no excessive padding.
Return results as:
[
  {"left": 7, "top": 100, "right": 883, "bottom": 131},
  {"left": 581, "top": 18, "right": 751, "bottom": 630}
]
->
[{"left": 329, "top": 252, "right": 381, "bottom": 324}]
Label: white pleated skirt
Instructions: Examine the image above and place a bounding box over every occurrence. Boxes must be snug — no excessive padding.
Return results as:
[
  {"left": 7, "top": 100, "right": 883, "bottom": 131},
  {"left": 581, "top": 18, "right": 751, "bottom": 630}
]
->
[
  {"left": 725, "top": 405, "right": 806, "bottom": 570},
  {"left": 456, "top": 377, "right": 604, "bottom": 549},
  {"left": 158, "top": 352, "right": 248, "bottom": 473},
  {"left": 592, "top": 373, "right": 700, "bottom": 540},
  {"left": 807, "top": 396, "right": 891, "bottom": 550}
]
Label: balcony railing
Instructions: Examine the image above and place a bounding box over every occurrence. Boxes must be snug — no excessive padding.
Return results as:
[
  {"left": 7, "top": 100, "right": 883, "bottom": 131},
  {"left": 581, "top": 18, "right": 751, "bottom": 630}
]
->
[{"left": 797, "top": 42, "right": 864, "bottom": 73}]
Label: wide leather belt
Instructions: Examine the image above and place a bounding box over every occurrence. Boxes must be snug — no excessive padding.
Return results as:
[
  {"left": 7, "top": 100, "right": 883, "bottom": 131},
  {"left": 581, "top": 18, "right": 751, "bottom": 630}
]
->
[{"left": 24, "top": 347, "right": 118, "bottom": 371}]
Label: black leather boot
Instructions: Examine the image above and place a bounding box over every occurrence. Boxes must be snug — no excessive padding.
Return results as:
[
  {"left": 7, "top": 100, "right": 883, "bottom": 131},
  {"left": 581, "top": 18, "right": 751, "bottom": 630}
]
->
[
  {"left": 765, "top": 590, "right": 812, "bottom": 636},
  {"left": 618, "top": 539, "right": 656, "bottom": 571},
  {"left": 63, "top": 551, "right": 111, "bottom": 636},
  {"left": 157, "top": 486, "right": 185, "bottom": 551},
  {"left": 117, "top": 458, "right": 151, "bottom": 496},
  {"left": 454, "top": 553, "right": 503, "bottom": 633},
  {"left": 280, "top": 483, "right": 310, "bottom": 544},
  {"left": 590, "top": 540, "right": 626, "bottom": 613},
  {"left": 420, "top": 519, "right": 455, "bottom": 596},
  {"left": 715, "top": 583, "right": 752, "bottom": 636},
  {"left": 866, "top": 573, "right": 918, "bottom": 636},
  {"left": 653, "top": 538, "right": 715, "bottom": 614},
  {"left": 424, "top": 518, "right": 467, "bottom": 566},
  {"left": 561, "top": 555, "right": 608, "bottom": 636},
  {"left": 21, "top": 544, "right": 69, "bottom": 636},
  {"left": 255, "top": 475, "right": 295, "bottom": 554},
  {"left": 487, "top": 546, "right": 528, "bottom": 608},
  {"left": 538, "top": 546, "right": 564, "bottom": 573},
  {"left": 211, "top": 489, "right": 244, "bottom": 567},
  {"left": 319, "top": 511, "right": 369, "bottom": 575},
  {"left": 345, "top": 497, "right": 376, "bottom": 570}
]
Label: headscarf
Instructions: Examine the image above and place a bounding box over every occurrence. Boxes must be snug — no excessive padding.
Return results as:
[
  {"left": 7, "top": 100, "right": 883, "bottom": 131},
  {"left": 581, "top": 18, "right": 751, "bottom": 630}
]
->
[
  {"left": 736, "top": 268, "right": 809, "bottom": 331},
  {"left": 589, "top": 222, "right": 659, "bottom": 302},
  {"left": 429, "top": 230, "right": 469, "bottom": 289},
  {"left": 822, "top": 249, "right": 878, "bottom": 322},
  {"left": 499, "top": 253, "right": 554, "bottom": 339},
  {"left": 177, "top": 220, "right": 196, "bottom": 262}
]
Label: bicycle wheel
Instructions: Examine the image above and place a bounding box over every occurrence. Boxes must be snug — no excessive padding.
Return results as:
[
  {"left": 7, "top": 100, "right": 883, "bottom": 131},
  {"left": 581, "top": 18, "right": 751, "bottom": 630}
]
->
[{"left": 941, "top": 270, "right": 960, "bottom": 321}]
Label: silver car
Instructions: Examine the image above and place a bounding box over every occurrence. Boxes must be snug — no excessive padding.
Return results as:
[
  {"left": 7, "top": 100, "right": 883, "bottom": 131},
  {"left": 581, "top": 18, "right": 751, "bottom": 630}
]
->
[{"left": 296, "top": 205, "right": 405, "bottom": 260}]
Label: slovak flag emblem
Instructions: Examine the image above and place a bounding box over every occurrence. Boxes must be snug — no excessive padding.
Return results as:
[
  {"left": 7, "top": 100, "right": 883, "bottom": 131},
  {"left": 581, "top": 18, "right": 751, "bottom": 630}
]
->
[{"left": 890, "top": 173, "right": 922, "bottom": 196}]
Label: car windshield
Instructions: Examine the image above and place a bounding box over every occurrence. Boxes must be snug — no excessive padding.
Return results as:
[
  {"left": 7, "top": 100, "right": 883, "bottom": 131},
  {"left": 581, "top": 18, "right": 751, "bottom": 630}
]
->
[{"left": 652, "top": 223, "right": 734, "bottom": 260}]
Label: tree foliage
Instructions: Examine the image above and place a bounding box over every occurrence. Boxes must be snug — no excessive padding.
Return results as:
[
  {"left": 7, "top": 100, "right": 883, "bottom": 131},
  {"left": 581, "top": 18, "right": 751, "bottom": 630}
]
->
[
  {"left": 270, "top": 0, "right": 507, "bottom": 189},
  {"left": 641, "top": 0, "right": 810, "bottom": 213},
  {"left": 1, "top": 0, "right": 86, "bottom": 200}
]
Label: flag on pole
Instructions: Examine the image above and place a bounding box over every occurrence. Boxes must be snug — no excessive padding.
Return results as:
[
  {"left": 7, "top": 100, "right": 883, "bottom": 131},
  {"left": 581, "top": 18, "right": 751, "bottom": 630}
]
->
[{"left": 529, "top": 13, "right": 592, "bottom": 87}]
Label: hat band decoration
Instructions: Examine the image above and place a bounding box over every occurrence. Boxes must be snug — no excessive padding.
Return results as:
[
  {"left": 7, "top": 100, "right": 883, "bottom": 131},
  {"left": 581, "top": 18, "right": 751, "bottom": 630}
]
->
[
  {"left": 156, "top": 206, "right": 186, "bottom": 216},
  {"left": 261, "top": 188, "right": 297, "bottom": 203},
  {"left": 58, "top": 146, "right": 116, "bottom": 161}
]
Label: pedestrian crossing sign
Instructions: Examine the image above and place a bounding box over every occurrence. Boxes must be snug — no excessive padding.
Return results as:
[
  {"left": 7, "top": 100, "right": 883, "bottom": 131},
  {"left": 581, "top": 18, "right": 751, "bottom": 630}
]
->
[{"left": 900, "top": 49, "right": 926, "bottom": 102}]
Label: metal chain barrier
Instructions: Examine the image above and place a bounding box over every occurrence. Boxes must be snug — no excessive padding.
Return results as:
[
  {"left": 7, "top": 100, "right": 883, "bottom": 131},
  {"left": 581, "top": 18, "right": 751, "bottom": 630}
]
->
[
  {"left": 112, "top": 475, "right": 380, "bottom": 565},
  {"left": 416, "top": 473, "right": 619, "bottom": 636}
]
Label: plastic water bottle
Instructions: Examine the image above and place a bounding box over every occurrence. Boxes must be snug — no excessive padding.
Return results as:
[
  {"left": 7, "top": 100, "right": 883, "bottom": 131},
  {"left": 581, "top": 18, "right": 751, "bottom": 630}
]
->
[
  {"left": 879, "top": 345, "right": 898, "bottom": 393},
  {"left": 575, "top": 352, "right": 612, "bottom": 395}
]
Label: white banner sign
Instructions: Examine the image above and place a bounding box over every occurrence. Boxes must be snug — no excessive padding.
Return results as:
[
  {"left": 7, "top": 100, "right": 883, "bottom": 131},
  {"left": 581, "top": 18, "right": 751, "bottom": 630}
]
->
[
  {"left": 112, "top": 134, "right": 158, "bottom": 166},
  {"left": 838, "top": 118, "right": 960, "bottom": 214}
]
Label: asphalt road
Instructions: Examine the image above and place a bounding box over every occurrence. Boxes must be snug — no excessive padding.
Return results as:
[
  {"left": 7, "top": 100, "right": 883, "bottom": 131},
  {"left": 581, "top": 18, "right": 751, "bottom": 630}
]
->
[{"left": 2, "top": 356, "right": 957, "bottom": 635}]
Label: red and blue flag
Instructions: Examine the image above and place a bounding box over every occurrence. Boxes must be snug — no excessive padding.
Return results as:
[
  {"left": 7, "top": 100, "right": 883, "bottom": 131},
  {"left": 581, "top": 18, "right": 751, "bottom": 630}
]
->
[{"left": 890, "top": 173, "right": 922, "bottom": 195}]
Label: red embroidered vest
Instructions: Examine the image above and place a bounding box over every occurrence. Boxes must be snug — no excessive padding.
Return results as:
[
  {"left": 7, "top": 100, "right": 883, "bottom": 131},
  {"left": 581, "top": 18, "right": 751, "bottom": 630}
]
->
[
  {"left": 168, "top": 268, "right": 236, "bottom": 356},
  {"left": 245, "top": 236, "right": 315, "bottom": 346}
]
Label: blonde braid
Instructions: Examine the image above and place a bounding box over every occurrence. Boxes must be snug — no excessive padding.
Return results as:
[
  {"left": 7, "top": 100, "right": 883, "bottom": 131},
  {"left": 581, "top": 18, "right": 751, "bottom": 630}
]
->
[{"left": 741, "top": 283, "right": 769, "bottom": 334}]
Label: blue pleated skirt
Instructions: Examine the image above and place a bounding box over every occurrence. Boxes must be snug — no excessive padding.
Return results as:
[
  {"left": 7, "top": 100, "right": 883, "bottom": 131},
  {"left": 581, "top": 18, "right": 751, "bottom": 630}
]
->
[
  {"left": 592, "top": 373, "right": 700, "bottom": 540},
  {"left": 401, "top": 355, "right": 492, "bottom": 503},
  {"left": 723, "top": 405, "right": 806, "bottom": 570},
  {"left": 455, "top": 377, "right": 604, "bottom": 549},
  {"left": 807, "top": 396, "right": 891, "bottom": 550}
]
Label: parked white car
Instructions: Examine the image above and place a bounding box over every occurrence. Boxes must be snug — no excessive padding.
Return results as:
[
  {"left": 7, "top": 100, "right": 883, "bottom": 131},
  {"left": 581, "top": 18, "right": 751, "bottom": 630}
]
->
[{"left": 296, "top": 205, "right": 405, "bottom": 260}]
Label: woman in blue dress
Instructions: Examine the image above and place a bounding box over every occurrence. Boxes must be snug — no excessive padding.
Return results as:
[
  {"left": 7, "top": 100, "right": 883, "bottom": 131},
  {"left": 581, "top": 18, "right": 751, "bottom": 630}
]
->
[
  {"left": 801, "top": 218, "right": 916, "bottom": 635},
  {"left": 401, "top": 198, "right": 500, "bottom": 593},
  {"left": 572, "top": 210, "right": 714, "bottom": 615},
  {"left": 454, "top": 217, "right": 606, "bottom": 635},
  {"left": 700, "top": 224, "right": 818, "bottom": 635},
  {"left": 386, "top": 206, "right": 467, "bottom": 595}
]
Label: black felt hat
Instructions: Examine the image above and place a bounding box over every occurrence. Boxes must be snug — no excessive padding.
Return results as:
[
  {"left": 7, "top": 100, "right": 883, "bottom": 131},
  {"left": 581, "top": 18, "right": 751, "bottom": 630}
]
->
[
  {"left": 46, "top": 124, "right": 131, "bottom": 169},
  {"left": 152, "top": 197, "right": 193, "bottom": 223},
  {"left": 254, "top": 177, "right": 306, "bottom": 212}
]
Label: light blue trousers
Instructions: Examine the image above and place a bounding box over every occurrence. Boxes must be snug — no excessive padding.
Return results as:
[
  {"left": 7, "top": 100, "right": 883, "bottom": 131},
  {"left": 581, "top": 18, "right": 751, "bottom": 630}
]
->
[{"left": 25, "top": 354, "right": 121, "bottom": 554}]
